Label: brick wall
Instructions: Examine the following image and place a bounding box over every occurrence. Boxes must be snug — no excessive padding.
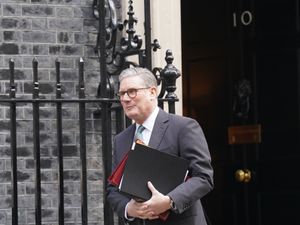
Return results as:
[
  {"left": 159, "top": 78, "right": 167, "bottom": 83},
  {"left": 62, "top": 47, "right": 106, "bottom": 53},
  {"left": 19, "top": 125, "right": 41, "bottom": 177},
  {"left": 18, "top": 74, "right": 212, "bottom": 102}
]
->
[{"left": 0, "top": 0, "right": 121, "bottom": 224}]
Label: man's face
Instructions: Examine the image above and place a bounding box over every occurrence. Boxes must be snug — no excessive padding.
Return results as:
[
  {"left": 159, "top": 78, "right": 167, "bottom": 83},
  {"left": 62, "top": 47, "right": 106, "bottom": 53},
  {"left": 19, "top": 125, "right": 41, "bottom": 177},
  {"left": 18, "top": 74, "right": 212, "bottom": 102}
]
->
[{"left": 119, "top": 76, "right": 157, "bottom": 124}]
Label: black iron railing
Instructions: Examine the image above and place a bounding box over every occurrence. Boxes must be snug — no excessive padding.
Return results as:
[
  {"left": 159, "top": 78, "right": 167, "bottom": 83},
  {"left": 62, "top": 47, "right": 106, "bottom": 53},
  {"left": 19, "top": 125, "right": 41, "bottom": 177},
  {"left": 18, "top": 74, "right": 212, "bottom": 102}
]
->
[
  {"left": 1, "top": 50, "right": 180, "bottom": 225},
  {"left": 0, "top": 1, "right": 181, "bottom": 225},
  {"left": 2, "top": 58, "right": 119, "bottom": 225}
]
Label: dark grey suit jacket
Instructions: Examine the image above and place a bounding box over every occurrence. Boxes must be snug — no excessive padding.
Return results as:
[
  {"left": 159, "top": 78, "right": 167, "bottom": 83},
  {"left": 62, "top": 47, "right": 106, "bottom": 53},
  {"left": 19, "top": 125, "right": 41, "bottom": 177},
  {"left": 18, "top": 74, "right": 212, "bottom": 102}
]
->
[{"left": 106, "top": 109, "right": 214, "bottom": 225}]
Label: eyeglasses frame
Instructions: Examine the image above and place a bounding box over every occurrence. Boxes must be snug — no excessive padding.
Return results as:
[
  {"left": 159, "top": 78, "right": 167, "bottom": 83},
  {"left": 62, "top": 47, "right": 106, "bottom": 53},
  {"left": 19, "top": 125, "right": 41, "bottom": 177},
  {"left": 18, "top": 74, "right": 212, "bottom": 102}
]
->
[{"left": 116, "top": 87, "right": 150, "bottom": 100}]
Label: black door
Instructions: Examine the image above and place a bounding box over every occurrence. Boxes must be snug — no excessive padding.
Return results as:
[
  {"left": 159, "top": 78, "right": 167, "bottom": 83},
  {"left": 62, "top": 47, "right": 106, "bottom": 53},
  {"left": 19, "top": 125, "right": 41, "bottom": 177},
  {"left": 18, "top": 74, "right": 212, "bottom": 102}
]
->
[{"left": 181, "top": 1, "right": 300, "bottom": 225}]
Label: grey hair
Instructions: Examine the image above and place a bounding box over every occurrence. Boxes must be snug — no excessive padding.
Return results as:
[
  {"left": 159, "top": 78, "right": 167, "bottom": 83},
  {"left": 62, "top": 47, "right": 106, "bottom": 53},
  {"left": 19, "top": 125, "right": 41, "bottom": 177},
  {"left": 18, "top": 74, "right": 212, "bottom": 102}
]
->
[{"left": 119, "top": 67, "right": 157, "bottom": 87}]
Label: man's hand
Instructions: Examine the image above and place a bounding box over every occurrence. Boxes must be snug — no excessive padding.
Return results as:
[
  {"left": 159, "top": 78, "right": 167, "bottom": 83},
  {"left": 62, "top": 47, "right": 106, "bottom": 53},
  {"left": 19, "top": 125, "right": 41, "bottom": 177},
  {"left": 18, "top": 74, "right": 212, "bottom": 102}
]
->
[
  {"left": 127, "top": 181, "right": 172, "bottom": 220},
  {"left": 127, "top": 199, "right": 159, "bottom": 220},
  {"left": 142, "top": 181, "right": 171, "bottom": 216}
]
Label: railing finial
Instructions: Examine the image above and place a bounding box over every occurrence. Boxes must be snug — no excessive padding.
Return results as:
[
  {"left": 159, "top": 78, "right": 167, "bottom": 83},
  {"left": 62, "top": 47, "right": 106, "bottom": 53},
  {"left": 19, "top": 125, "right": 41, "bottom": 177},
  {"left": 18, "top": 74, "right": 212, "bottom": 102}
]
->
[{"left": 160, "top": 49, "right": 181, "bottom": 99}]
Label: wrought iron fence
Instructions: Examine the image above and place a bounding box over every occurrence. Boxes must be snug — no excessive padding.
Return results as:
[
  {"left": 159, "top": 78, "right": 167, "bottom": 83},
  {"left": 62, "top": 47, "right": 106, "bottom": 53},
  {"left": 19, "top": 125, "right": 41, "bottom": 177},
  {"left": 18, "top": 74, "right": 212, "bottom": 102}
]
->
[
  {"left": 0, "top": 50, "right": 180, "bottom": 225},
  {"left": 0, "top": 0, "right": 181, "bottom": 224},
  {"left": 1, "top": 58, "right": 119, "bottom": 225}
]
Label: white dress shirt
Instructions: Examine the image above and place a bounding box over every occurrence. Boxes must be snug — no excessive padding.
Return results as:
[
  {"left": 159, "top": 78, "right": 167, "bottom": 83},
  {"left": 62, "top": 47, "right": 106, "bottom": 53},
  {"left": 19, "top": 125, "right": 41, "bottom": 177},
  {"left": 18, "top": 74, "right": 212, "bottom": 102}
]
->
[
  {"left": 131, "top": 106, "right": 159, "bottom": 149},
  {"left": 125, "top": 106, "right": 159, "bottom": 220}
]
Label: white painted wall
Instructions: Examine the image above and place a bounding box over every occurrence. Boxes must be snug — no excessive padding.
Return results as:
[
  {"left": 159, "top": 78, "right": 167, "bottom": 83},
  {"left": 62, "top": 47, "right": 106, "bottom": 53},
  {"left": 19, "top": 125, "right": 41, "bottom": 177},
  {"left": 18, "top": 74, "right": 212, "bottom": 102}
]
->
[
  {"left": 123, "top": 0, "right": 183, "bottom": 115},
  {"left": 151, "top": 0, "right": 182, "bottom": 115}
]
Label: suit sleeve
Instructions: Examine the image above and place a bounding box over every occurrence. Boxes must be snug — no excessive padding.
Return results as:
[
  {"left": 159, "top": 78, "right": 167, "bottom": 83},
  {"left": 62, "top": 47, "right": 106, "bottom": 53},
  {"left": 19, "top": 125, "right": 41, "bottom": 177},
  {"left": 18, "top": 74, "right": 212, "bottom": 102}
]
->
[
  {"left": 106, "top": 138, "right": 131, "bottom": 218},
  {"left": 167, "top": 118, "right": 214, "bottom": 214}
]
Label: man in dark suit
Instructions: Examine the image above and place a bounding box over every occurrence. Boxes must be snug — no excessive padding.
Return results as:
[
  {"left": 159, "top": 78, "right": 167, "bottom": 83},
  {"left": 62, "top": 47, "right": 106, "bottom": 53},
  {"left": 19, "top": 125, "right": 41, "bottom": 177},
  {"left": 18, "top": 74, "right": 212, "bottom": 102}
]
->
[{"left": 106, "top": 67, "right": 213, "bottom": 225}]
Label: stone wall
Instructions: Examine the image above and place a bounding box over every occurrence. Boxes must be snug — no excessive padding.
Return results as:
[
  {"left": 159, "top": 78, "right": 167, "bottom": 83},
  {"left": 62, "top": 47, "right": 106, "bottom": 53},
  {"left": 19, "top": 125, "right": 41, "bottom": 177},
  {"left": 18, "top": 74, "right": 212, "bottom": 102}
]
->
[{"left": 0, "top": 0, "right": 121, "bottom": 224}]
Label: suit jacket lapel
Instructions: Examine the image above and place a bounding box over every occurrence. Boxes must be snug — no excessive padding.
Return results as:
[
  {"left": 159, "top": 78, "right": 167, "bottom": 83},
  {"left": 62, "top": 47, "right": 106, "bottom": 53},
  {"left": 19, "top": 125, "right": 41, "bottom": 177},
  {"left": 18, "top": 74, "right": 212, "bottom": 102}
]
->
[
  {"left": 148, "top": 109, "right": 169, "bottom": 149},
  {"left": 119, "top": 124, "right": 136, "bottom": 155}
]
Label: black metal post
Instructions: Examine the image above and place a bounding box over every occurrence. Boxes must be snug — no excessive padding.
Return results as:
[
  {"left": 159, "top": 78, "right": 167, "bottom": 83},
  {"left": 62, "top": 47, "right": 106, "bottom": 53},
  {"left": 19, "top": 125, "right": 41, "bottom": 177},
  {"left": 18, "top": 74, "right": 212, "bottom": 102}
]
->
[
  {"left": 158, "top": 97, "right": 164, "bottom": 110},
  {"left": 98, "top": 0, "right": 114, "bottom": 224},
  {"left": 168, "top": 99, "right": 176, "bottom": 114},
  {"left": 9, "top": 59, "right": 18, "bottom": 225},
  {"left": 55, "top": 59, "right": 65, "bottom": 225},
  {"left": 144, "top": 0, "right": 152, "bottom": 70},
  {"left": 115, "top": 106, "right": 125, "bottom": 134},
  {"left": 32, "top": 58, "right": 42, "bottom": 225},
  {"left": 78, "top": 58, "right": 88, "bottom": 225}
]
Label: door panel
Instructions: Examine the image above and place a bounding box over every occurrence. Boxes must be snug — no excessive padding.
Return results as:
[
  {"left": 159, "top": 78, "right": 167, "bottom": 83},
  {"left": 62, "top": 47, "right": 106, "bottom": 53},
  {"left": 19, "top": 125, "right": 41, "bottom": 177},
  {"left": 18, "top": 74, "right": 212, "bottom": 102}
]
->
[
  {"left": 257, "top": 1, "right": 299, "bottom": 35},
  {"left": 182, "top": 0, "right": 300, "bottom": 225},
  {"left": 258, "top": 49, "right": 299, "bottom": 158},
  {"left": 255, "top": 3, "right": 300, "bottom": 224}
]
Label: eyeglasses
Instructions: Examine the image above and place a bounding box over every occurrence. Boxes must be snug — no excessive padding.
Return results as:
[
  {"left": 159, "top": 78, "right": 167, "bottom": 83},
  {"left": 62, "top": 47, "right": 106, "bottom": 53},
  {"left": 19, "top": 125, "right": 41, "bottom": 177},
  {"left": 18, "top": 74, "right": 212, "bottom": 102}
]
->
[{"left": 116, "top": 87, "right": 149, "bottom": 99}]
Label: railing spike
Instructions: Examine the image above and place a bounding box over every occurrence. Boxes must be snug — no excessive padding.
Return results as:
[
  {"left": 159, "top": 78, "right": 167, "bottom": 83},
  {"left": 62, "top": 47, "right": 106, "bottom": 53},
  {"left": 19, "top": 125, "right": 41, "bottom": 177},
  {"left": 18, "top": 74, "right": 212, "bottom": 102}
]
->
[{"left": 9, "top": 59, "right": 15, "bottom": 85}]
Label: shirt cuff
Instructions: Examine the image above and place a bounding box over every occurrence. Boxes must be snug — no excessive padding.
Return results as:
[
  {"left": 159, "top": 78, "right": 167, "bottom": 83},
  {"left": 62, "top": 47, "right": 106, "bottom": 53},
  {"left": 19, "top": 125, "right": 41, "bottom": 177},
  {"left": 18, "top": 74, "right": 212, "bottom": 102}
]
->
[
  {"left": 168, "top": 196, "right": 178, "bottom": 213},
  {"left": 124, "top": 203, "right": 135, "bottom": 221}
]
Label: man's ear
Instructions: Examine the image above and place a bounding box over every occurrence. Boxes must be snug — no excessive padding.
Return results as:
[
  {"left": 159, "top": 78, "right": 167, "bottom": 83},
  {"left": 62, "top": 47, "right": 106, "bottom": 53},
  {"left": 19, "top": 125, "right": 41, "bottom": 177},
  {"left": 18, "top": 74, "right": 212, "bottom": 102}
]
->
[{"left": 149, "top": 86, "right": 158, "bottom": 98}]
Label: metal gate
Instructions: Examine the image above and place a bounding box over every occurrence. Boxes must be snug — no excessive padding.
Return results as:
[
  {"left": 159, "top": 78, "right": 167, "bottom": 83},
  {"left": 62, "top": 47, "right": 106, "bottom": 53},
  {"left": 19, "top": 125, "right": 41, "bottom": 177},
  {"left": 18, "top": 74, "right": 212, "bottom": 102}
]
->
[{"left": 0, "top": 1, "right": 180, "bottom": 225}]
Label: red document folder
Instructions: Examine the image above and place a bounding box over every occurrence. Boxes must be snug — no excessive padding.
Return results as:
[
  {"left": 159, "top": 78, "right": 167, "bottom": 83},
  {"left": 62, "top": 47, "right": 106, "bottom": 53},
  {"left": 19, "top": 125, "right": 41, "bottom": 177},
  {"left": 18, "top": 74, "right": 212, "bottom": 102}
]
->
[
  {"left": 108, "top": 140, "right": 144, "bottom": 186},
  {"left": 108, "top": 151, "right": 129, "bottom": 186}
]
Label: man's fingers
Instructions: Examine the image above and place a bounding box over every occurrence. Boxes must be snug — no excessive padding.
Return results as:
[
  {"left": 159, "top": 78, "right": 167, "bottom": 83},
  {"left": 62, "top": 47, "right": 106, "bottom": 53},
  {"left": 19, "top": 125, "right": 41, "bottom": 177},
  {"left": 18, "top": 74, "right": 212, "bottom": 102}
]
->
[
  {"left": 147, "top": 181, "right": 158, "bottom": 194},
  {"left": 148, "top": 214, "right": 159, "bottom": 220},
  {"left": 137, "top": 210, "right": 157, "bottom": 220}
]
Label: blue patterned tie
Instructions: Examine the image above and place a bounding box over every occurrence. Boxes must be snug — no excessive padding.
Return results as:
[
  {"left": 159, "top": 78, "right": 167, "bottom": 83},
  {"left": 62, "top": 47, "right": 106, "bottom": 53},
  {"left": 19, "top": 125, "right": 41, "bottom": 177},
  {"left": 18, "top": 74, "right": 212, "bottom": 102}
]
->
[{"left": 135, "top": 125, "right": 145, "bottom": 142}]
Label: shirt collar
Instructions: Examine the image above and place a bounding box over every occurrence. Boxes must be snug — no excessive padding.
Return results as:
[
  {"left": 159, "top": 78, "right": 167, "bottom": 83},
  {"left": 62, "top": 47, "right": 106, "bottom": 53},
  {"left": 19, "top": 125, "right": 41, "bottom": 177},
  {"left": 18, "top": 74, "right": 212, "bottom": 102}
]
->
[{"left": 136, "top": 106, "right": 159, "bottom": 132}]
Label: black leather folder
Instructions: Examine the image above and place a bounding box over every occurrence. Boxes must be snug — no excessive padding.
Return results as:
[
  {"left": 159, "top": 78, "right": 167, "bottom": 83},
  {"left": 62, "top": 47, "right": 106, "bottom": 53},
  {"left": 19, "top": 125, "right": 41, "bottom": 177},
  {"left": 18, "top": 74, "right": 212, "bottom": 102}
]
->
[{"left": 119, "top": 143, "right": 189, "bottom": 200}]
